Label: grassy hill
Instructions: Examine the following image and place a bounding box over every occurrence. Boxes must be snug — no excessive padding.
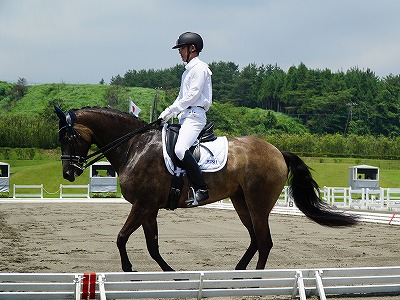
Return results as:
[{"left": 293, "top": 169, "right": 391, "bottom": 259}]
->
[
  {"left": 0, "top": 82, "right": 161, "bottom": 121},
  {"left": 0, "top": 81, "right": 308, "bottom": 135}
]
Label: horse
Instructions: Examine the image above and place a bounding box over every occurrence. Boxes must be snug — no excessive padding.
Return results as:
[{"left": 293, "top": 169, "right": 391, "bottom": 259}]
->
[{"left": 54, "top": 106, "right": 358, "bottom": 272}]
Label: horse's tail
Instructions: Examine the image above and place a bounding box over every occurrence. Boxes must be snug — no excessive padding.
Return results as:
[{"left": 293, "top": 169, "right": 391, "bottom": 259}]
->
[{"left": 281, "top": 151, "right": 358, "bottom": 227}]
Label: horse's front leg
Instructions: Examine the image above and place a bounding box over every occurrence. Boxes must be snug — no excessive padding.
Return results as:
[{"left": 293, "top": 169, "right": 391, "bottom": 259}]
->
[
  {"left": 142, "top": 216, "right": 175, "bottom": 271},
  {"left": 116, "top": 203, "right": 145, "bottom": 272}
]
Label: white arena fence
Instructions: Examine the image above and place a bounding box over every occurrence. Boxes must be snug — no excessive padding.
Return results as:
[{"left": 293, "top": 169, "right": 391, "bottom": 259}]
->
[
  {"left": 206, "top": 200, "right": 400, "bottom": 226},
  {"left": 59, "top": 184, "right": 90, "bottom": 199},
  {"left": 276, "top": 186, "right": 400, "bottom": 212},
  {"left": 0, "top": 267, "right": 399, "bottom": 300},
  {"left": 9, "top": 184, "right": 400, "bottom": 212},
  {"left": 12, "top": 184, "right": 44, "bottom": 199},
  {"left": 13, "top": 184, "right": 90, "bottom": 199},
  {"left": 2, "top": 197, "right": 399, "bottom": 226},
  {"left": 3, "top": 185, "right": 400, "bottom": 226}
]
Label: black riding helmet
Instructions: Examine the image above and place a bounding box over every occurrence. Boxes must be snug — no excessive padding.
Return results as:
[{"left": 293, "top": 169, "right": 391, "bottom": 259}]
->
[{"left": 172, "top": 32, "right": 204, "bottom": 52}]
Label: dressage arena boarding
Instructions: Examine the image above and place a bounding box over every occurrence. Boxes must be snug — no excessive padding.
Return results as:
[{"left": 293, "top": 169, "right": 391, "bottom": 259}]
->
[{"left": 1, "top": 187, "right": 399, "bottom": 299}]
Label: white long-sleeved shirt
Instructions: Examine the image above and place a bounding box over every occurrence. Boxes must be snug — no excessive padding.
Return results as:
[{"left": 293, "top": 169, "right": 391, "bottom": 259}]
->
[{"left": 168, "top": 57, "right": 212, "bottom": 115}]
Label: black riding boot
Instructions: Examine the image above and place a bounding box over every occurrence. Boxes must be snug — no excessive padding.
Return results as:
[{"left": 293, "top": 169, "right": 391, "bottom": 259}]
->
[{"left": 180, "top": 150, "right": 209, "bottom": 206}]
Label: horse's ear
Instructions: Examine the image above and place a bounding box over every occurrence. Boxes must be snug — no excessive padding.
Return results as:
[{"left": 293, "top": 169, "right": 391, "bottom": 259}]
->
[{"left": 54, "top": 105, "right": 66, "bottom": 122}]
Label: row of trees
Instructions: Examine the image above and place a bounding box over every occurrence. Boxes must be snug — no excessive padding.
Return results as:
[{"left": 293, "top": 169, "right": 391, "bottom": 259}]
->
[
  {"left": 111, "top": 62, "right": 400, "bottom": 137},
  {"left": 2, "top": 113, "right": 400, "bottom": 159},
  {"left": 0, "top": 115, "right": 58, "bottom": 149}
]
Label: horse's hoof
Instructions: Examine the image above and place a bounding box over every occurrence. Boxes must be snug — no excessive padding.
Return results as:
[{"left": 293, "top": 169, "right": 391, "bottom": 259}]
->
[{"left": 122, "top": 265, "right": 134, "bottom": 272}]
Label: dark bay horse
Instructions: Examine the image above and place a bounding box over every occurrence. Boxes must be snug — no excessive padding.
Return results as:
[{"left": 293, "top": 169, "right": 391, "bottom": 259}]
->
[{"left": 55, "top": 106, "right": 357, "bottom": 272}]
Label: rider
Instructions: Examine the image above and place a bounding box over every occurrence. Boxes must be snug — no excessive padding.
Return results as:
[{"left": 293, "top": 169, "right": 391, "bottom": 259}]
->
[{"left": 159, "top": 32, "right": 212, "bottom": 205}]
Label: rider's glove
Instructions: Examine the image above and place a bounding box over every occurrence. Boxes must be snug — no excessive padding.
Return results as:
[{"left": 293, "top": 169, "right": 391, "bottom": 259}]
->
[{"left": 159, "top": 107, "right": 175, "bottom": 123}]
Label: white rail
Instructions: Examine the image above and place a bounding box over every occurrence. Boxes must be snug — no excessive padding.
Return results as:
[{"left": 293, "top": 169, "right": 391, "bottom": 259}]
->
[
  {"left": 322, "top": 186, "right": 400, "bottom": 211},
  {"left": 0, "top": 267, "right": 399, "bottom": 300},
  {"left": 5, "top": 185, "right": 400, "bottom": 212},
  {"left": 205, "top": 201, "right": 400, "bottom": 226},
  {"left": 1, "top": 196, "right": 399, "bottom": 226},
  {"left": 60, "top": 184, "right": 90, "bottom": 198},
  {"left": 13, "top": 184, "right": 43, "bottom": 199}
]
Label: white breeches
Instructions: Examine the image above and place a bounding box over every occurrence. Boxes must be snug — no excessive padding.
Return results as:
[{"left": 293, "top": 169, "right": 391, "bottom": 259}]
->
[{"left": 175, "top": 109, "right": 206, "bottom": 160}]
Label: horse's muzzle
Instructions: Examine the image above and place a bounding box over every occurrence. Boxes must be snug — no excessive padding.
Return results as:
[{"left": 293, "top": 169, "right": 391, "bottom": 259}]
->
[
  {"left": 63, "top": 169, "right": 76, "bottom": 182},
  {"left": 63, "top": 164, "right": 84, "bottom": 182}
]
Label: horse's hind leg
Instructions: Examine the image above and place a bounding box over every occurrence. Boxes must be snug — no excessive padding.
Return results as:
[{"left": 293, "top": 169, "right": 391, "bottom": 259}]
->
[
  {"left": 253, "top": 216, "right": 273, "bottom": 269},
  {"left": 236, "top": 228, "right": 258, "bottom": 270},
  {"left": 246, "top": 192, "right": 275, "bottom": 269},
  {"left": 142, "top": 216, "right": 174, "bottom": 271},
  {"left": 230, "top": 194, "right": 258, "bottom": 270},
  {"left": 233, "top": 191, "right": 275, "bottom": 270}
]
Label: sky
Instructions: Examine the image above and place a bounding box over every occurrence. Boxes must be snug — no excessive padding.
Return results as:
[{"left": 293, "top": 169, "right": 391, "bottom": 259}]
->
[{"left": 1, "top": 0, "right": 400, "bottom": 85}]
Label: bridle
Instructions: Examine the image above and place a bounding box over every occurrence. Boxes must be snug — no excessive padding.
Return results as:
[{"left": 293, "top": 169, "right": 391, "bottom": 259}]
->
[{"left": 58, "top": 109, "right": 161, "bottom": 171}]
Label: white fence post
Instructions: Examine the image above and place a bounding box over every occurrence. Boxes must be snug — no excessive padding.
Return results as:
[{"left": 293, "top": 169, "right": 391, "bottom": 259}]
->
[
  {"left": 315, "top": 270, "right": 327, "bottom": 300},
  {"left": 361, "top": 188, "right": 366, "bottom": 209}
]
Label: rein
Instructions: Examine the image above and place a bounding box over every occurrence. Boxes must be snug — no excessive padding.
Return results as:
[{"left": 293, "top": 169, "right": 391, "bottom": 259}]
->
[{"left": 62, "top": 118, "right": 161, "bottom": 170}]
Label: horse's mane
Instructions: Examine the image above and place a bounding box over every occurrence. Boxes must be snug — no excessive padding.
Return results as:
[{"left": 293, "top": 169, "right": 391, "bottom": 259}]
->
[
  {"left": 71, "top": 106, "right": 150, "bottom": 141},
  {"left": 73, "top": 106, "right": 148, "bottom": 125}
]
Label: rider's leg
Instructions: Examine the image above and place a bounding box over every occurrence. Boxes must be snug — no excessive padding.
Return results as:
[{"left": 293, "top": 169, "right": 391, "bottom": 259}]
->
[
  {"left": 175, "top": 115, "right": 208, "bottom": 203},
  {"left": 180, "top": 150, "right": 209, "bottom": 202}
]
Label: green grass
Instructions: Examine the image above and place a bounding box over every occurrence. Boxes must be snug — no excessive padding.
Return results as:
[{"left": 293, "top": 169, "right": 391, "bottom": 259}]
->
[
  {"left": 303, "top": 157, "right": 400, "bottom": 188},
  {"left": 2, "top": 156, "right": 400, "bottom": 198},
  {"left": 7, "top": 160, "right": 89, "bottom": 196},
  {"left": 0, "top": 83, "right": 163, "bottom": 121}
]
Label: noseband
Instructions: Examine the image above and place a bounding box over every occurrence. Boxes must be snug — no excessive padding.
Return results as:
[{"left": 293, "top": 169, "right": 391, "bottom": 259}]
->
[
  {"left": 59, "top": 110, "right": 87, "bottom": 170},
  {"left": 59, "top": 111, "right": 161, "bottom": 171}
]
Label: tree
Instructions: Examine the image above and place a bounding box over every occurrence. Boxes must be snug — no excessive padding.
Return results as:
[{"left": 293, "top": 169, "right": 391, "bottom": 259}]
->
[
  {"left": 208, "top": 61, "right": 239, "bottom": 103},
  {"left": 258, "top": 65, "right": 285, "bottom": 111},
  {"left": 103, "top": 84, "right": 128, "bottom": 106},
  {"left": 40, "top": 98, "right": 67, "bottom": 123},
  {"left": 11, "top": 77, "right": 28, "bottom": 100},
  {"left": 234, "top": 63, "right": 261, "bottom": 107}
]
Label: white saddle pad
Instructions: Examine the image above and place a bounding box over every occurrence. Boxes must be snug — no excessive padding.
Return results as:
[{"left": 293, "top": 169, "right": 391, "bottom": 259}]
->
[{"left": 162, "top": 125, "right": 228, "bottom": 175}]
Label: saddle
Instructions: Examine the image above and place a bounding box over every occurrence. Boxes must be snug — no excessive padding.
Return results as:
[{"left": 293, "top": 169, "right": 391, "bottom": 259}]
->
[
  {"left": 165, "top": 122, "right": 217, "bottom": 168},
  {"left": 165, "top": 122, "right": 217, "bottom": 210}
]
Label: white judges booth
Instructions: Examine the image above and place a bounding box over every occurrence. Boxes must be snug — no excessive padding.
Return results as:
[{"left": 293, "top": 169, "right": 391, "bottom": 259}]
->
[
  {"left": 348, "top": 164, "right": 379, "bottom": 190},
  {"left": 0, "top": 162, "right": 10, "bottom": 195},
  {"left": 89, "top": 162, "right": 117, "bottom": 196}
]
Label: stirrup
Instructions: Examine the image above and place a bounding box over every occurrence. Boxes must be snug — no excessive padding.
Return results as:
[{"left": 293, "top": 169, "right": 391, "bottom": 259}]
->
[
  {"left": 185, "top": 187, "right": 198, "bottom": 207},
  {"left": 185, "top": 187, "right": 209, "bottom": 207}
]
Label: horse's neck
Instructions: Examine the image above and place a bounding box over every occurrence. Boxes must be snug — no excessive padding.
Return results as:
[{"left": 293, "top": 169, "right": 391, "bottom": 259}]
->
[
  {"left": 100, "top": 129, "right": 160, "bottom": 174},
  {"left": 80, "top": 110, "right": 149, "bottom": 171},
  {"left": 78, "top": 109, "right": 142, "bottom": 140}
]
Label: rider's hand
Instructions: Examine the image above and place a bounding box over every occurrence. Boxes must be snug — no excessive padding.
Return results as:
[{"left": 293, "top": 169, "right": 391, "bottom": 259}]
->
[{"left": 159, "top": 107, "right": 174, "bottom": 123}]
